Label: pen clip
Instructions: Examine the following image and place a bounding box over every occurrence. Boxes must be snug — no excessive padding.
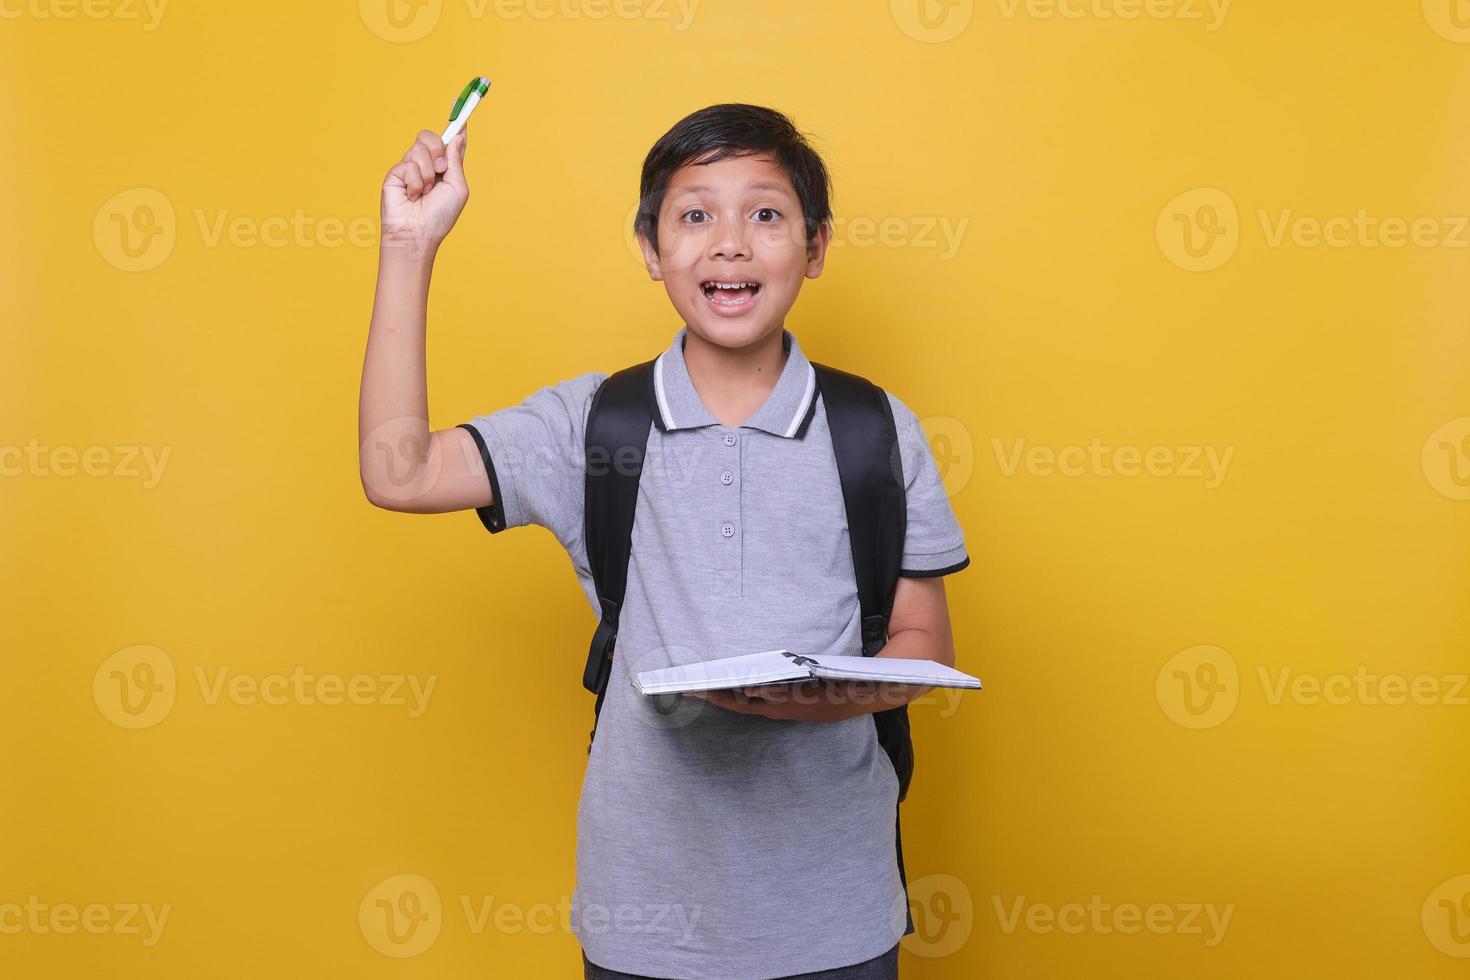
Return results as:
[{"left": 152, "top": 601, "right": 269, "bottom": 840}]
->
[{"left": 449, "top": 76, "right": 489, "bottom": 121}]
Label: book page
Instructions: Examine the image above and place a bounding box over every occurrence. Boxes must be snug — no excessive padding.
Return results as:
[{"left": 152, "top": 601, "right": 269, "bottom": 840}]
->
[
  {"left": 633, "top": 649, "right": 811, "bottom": 695},
  {"left": 806, "top": 655, "right": 982, "bottom": 690}
]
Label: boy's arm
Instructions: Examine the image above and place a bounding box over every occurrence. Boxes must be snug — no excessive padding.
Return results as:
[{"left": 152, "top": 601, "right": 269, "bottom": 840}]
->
[
  {"left": 866, "top": 574, "right": 957, "bottom": 706},
  {"left": 358, "top": 127, "right": 490, "bottom": 514}
]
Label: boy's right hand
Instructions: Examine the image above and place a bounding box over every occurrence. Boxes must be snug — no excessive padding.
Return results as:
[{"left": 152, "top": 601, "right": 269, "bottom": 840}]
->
[{"left": 381, "top": 128, "right": 469, "bottom": 254}]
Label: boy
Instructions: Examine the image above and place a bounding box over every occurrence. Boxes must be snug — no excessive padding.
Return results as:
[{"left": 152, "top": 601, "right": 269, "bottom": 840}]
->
[{"left": 359, "top": 104, "right": 970, "bottom": 980}]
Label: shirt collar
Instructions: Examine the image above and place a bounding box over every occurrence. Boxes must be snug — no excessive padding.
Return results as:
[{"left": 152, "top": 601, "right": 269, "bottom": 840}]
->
[{"left": 649, "top": 325, "right": 819, "bottom": 438}]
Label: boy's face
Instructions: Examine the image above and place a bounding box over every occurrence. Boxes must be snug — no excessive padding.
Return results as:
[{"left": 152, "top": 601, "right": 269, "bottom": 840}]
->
[{"left": 637, "top": 151, "right": 831, "bottom": 350}]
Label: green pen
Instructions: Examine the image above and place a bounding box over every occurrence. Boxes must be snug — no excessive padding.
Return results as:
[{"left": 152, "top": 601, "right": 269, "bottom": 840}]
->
[{"left": 441, "top": 76, "right": 490, "bottom": 144}]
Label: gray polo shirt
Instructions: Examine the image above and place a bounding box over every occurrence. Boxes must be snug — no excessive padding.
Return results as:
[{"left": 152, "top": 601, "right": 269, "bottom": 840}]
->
[{"left": 461, "top": 325, "right": 969, "bottom": 979}]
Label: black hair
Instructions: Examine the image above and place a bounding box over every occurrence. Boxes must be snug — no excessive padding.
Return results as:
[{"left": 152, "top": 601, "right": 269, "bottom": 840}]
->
[{"left": 635, "top": 103, "right": 833, "bottom": 256}]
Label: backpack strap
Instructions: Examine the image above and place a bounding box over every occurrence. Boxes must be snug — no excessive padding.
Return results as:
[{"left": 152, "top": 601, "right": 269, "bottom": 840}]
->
[
  {"left": 811, "top": 363, "right": 914, "bottom": 802},
  {"left": 812, "top": 361, "right": 917, "bottom": 936},
  {"left": 811, "top": 363, "right": 906, "bottom": 658},
  {"left": 580, "top": 359, "right": 657, "bottom": 751}
]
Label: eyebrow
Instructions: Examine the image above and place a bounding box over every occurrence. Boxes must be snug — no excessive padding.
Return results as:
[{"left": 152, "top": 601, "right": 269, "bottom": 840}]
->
[{"left": 670, "top": 182, "right": 793, "bottom": 196}]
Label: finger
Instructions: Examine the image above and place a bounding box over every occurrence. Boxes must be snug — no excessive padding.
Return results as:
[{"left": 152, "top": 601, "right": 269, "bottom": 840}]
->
[
  {"left": 416, "top": 128, "right": 448, "bottom": 175},
  {"left": 406, "top": 141, "right": 438, "bottom": 191},
  {"left": 734, "top": 698, "right": 777, "bottom": 718},
  {"left": 702, "top": 691, "right": 743, "bottom": 712},
  {"left": 399, "top": 159, "right": 423, "bottom": 201},
  {"left": 391, "top": 159, "right": 423, "bottom": 200},
  {"left": 442, "top": 131, "right": 467, "bottom": 190}
]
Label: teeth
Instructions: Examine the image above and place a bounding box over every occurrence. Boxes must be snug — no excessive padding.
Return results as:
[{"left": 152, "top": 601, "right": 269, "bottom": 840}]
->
[{"left": 706, "top": 281, "right": 758, "bottom": 290}]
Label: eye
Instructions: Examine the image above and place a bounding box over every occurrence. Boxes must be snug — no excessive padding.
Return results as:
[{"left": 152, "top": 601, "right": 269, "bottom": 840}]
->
[
  {"left": 681, "top": 209, "right": 711, "bottom": 224},
  {"left": 753, "top": 207, "right": 781, "bottom": 222}
]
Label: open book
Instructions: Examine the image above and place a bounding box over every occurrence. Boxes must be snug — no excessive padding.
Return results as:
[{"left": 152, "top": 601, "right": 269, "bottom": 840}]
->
[{"left": 633, "top": 649, "right": 982, "bottom": 696}]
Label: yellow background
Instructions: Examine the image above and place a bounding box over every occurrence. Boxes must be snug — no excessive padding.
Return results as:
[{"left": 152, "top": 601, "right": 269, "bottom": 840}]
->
[{"left": 4, "top": 0, "right": 1469, "bottom": 975}]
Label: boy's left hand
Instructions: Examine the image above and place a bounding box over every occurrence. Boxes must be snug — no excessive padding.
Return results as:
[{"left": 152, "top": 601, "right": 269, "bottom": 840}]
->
[{"left": 689, "top": 680, "right": 913, "bottom": 723}]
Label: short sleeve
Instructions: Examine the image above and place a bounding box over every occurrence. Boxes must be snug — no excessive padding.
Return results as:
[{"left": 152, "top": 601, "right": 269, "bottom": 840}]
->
[
  {"left": 887, "top": 392, "right": 971, "bottom": 578},
  {"left": 457, "top": 370, "right": 609, "bottom": 556}
]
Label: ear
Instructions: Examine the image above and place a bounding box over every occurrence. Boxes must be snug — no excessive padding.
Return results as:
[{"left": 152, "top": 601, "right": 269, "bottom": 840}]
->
[
  {"left": 636, "top": 225, "right": 664, "bottom": 281},
  {"left": 804, "top": 220, "right": 833, "bottom": 279}
]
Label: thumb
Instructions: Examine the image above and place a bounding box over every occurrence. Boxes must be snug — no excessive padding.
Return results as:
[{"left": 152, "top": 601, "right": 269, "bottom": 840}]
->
[{"left": 443, "top": 131, "right": 468, "bottom": 189}]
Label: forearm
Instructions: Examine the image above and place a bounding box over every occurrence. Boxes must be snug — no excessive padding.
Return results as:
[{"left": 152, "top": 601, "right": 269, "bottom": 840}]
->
[
  {"left": 863, "top": 625, "right": 954, "bottom": 710},
  {"left": 360, "top": 127, "right": 482, "bottom": 513},
  {"left": 358, "top": 248, "right": 436, "bottom": 506}
]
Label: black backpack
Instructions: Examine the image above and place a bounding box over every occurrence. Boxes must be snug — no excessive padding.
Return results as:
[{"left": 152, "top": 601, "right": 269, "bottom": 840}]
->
[{"left": 578, "top": 356, "right": 919, "bottom": 935}]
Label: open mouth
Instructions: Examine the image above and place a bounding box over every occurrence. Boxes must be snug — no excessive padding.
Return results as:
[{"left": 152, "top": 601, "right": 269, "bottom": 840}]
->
[{"left": 700, "top": 278, "right": 763, "bottom": 314}]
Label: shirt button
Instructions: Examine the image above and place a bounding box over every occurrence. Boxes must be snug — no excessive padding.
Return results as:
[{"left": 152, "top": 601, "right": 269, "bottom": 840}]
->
[
  {"left": 723, "top": 432, "right": 737, "bottom": 447},
  {"left": 720, "top": 470, "right": 733, "bottom": 485},
  {"left": 721, "top": 522, "right": 734, "bottom": 538}
]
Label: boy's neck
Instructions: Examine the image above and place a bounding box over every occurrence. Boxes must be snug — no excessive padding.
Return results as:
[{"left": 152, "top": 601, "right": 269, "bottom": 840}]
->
[{"left": 681, "top": 325, "right": 789, "bottom": 429}]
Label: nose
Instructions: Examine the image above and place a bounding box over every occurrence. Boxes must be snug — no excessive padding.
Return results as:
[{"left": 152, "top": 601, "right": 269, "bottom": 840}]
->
[{"left": 708, "top": 211, "right": 751, "bottom": 260}]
